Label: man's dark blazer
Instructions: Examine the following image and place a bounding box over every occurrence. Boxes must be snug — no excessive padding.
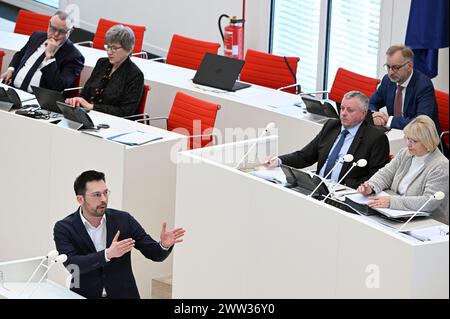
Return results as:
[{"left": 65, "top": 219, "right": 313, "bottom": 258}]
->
[
  {"left": 279, "top": 119, "right": 390, "bottom": 189},
  {"left": 369, "top": 69, "right": 439, "bottom": 130},
  {"left": 9, "top": 31, "right": 84, "bottom": 91},
  {"left": 53, "top": 208, "right": 172, "bottom": 299}
]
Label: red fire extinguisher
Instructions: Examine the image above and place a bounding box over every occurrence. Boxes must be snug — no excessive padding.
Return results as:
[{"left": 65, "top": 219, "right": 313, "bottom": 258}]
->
[{"left": 219, "top": 14, "right": 245, "bottom": 60}]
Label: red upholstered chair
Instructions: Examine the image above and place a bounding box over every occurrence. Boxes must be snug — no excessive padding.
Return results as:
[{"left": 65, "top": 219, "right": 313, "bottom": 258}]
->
[
  {"left": 0, "top": 50, "right": 5, "bottom": 72},
  {"left": 240, "top": 49, "right": 300, "bottom": 94},
  {"left": 162, "top": 34, "right": 220, "bottom": 70},
  {"left": 77, "top": 18, "right": 147, "bottom": 58},
  {"left": 137, "top": 84, "right": 150, "bottom": 115},
  {"left": 435, "top": 89, "right": 449, "bottom": 152},
  {"left": 14, "top": 10, "right": 51, "bottom": 35},
  {"left": 328, "top": 67, "right": 380, "bottom": 104},
  {"left": 141, "top": 92, "right": 221, "bottom": 149}
]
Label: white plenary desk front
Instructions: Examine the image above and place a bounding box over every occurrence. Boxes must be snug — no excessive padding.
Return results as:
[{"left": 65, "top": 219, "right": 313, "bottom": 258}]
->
[
  {"left": 0, "top": 30, "right": 405, "bottom": 155},
  {"left": 0, "top": 102, "right": 186, "bottom": 298},
  {"left": 172, "top": 136, "right": 449, "bottom": 298}
]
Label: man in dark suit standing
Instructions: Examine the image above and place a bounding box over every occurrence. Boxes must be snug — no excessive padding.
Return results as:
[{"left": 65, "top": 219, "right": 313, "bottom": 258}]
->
[
  {"left": 0, "top": 10, "right": 84, "bottom": 93},
  {"left": 369, "top": 45, "right": 439, "bottom": 130},
  {"left": 53, "top": 170, "right": 185, "bottom": 299},
  {"left": 266, "top": 91, "right": 390, "bottom": 189}
]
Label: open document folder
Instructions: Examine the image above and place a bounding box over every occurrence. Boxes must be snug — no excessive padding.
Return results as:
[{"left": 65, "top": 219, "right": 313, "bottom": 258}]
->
[
  {"left": 345, "top": 193, "right": 431, "bottom": 218},
  {"left": 107, "top": 131, "right": 163, "bottom": 146}
]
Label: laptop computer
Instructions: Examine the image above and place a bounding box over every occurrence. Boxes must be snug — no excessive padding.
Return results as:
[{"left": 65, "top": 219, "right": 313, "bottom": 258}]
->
[
  {"left": 56, "top": 101, "right": 95, "bottom": 130},
  {"left": 281, "top": 164, "right": 329, "bottom": 198},
  {"left": 304, "top": 97, "right": 339, "bottom": 120},
  {"left": 31, "top": 86, "right": 65, "bottom": 113},
  {"left": 193, "top": 53, "right": 251, "bottom": 92},
  {"left": 0, "top": 87, "right": 26, "bottom": 111}
]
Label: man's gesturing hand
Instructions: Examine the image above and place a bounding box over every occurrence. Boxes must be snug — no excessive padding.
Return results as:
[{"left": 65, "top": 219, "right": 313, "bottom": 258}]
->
[{"left": 106, "top": 230, "right": 135, "bottom": 260}]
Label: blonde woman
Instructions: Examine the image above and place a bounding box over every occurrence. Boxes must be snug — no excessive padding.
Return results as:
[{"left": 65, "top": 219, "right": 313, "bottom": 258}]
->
[{"left": 358, "top": 115, "right": 449, "bottom": 224}]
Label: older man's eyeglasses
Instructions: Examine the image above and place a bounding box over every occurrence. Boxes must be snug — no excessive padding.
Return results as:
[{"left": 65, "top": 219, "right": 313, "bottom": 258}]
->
[
  {"left": 384, "top": 61, "right": 409, "bottom": 72},
  {"left": 85, "top": 190, "right": 111, "bottom": 199},
  {"left": 104, "top": 44, "right": 123, "bottom": 53},
  {"left": 48, "top": 22, "right": 69, "bottom": 35}
]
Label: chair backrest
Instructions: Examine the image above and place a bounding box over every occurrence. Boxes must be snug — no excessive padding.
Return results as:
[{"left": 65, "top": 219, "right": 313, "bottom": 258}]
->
[
  {"left": 167, "top": 92, "right": 221, "bottom": 149},
  {"left": 0, "top": 50, "right": 5, "bottom": 72},
  {"left": 165, "top": 34, "right": 221, "bottom": 70},
  {"left": 240, "top": 49, "right": 300, "bottom": 93},
  {"left": 328, "top": 67, "right": 380, "bottom": 103},
  {"left": 92, "top": 18, "right": 146, "bottom": 53},
  {"left": 137, "top": 84, "right": 150, "bottom": 115},
  {"left": 435, "top": 89, "right": 449, "bottom": 146},
  {"left": 14, "top": 10, "right": 51, "bottom": 36}
]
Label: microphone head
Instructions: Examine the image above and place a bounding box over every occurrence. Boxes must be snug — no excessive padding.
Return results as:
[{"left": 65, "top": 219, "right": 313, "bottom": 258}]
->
[
  {"left": 265, "top": 122, "right": 276, "bottom": 132},
  {"left": 343, "top": 154, "right": 354, "bottom": 162},
  {"left": 46, "top": 250, "right": 59, "bottom": 260},
  {"left": 357, "top": 159, "right": 367, "bottom": 167},
  {"left": 54, "top": 254, "right": 68, "bottom": 264},
  {"left": 434, "top": 191, "right": 445, "bottom": 200}
]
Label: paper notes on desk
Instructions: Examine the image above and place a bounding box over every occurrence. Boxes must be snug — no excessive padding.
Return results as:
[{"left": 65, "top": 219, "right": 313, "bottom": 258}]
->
[
  {"left": 107, "top": 131, "right": 163, "bottom": 146},
  {"left": 345, "top": 193, "right": 430, "bottom": 218},
  {"left": 403, "top": 225, "right": 449, "bottom": 242},
  {"left": 249, "top": 167, "right": 287, "bottom": 184}
]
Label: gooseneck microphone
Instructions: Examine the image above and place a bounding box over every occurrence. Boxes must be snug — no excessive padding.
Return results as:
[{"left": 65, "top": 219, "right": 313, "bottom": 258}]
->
[
  {"left": 18, "top": 250, "right": 66, "bottom": 298},
  {"left": 309, "top": 154, "right": 354, "bottom": 197},
  {"left": 322, "top": 158, "right": 367, "bottom": 202},
  {"left": 397, "top": 191, "right": 445, "bottom": 233},
  {"left": 28, "top": 254, "right": 68, "bottom": 298},
  {"left": 234, "top": 122, "right": 276, "bottom": 170}
]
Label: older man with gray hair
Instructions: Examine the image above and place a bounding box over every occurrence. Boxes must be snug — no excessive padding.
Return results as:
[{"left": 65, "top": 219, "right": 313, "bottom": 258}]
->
[
  {"left": 266, "top": 91, "right": 390, "bottom": 189},
  {"left": 65, "top": 25, "right": 144, "bottom": 117},
  {"left": 1, "top": 10, "right": 84, "bottom": 93}
]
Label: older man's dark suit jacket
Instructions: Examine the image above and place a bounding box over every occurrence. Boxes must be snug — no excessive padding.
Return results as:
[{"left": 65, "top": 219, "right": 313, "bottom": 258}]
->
[
  {"left": 369, "top": 69, "right": 439, "bottom": 130},
  {"left": 9, "top": 31, "right": 84, "bottom": 91},
  {"left": 279, "top": 119, "right": 390, "bottom": 189},
  {"left": 53, "top": 208, "right": 172, "bottom": 299}
]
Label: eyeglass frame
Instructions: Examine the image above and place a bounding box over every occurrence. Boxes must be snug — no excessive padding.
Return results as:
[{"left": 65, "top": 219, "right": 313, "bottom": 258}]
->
[
  {"left": 403, "top": 136, "right": 420, "bottom": 145},
  {"left": 104, "top": 44, "right": 123, "bottom": 53},
  {"left": 384, "top": 61, "right": 410, "bottom": 72},
  {"left": 48, "top": 21, "right": 70, "bottom": 35},
  {"left": 84, "top": 189, "right": 111, "bottom": 199}
]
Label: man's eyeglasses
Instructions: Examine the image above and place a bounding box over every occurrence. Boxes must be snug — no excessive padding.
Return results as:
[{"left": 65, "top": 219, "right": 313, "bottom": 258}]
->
[
  {"left": 48, "top": 22, "right": 70, "bottom": 35},
  {"left": 384, "top": 61, "right": 410, "bottom": 72},
  {"left": 85, "top": 190, "right": 111, "bottom": 199},
  {"left": 404, "top": 136, "right": 419, "bottom": 145},
  {"left": 104, "top": 44, "right": 123, "bottom": 53}
]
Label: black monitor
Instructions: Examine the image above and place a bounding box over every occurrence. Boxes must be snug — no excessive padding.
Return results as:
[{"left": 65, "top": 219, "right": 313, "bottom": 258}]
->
[
  {"left": 56, "top": 101, "right": 95, "bottom": 130},
  {"left": 193, "top": 53, "right": 251, "bottom": 92},
  {"left": 281, "top": 164, "right": 329, "bottom": 198},
  {"left": 31, "top": 86, "right": 64, "bottom": 113}
]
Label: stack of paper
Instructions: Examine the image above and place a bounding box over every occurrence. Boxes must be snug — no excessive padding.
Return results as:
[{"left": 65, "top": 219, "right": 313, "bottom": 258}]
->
[
  {"left": 107, "top": 131, "right": 163, "bottom": 146},
  {"left": 404, "top": 225, "right": 449, "bottom": 241},
  {"left": 345, "top": 193, "right": 430, "bottom": 218},
  {"left": 249, "top": 167, "right": 287, "bottom": 184}
]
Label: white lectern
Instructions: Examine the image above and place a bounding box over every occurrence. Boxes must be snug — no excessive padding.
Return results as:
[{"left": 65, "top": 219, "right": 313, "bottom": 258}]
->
[{"left": 0, "top": 256, "right": 84, "bottom": 299}]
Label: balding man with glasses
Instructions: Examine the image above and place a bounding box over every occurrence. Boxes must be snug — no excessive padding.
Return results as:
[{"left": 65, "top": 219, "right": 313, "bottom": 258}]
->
[
  {"left": 369, "top": 45, "right": 439, "bottom": 131},
  {"left": 0, "top": 10, "right": 84, "bottom": 93}
]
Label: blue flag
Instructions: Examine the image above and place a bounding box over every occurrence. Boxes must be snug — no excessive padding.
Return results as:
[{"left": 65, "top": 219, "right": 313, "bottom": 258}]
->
[{"left": 405, "top": 0, "right": 449, "bottom": 78}]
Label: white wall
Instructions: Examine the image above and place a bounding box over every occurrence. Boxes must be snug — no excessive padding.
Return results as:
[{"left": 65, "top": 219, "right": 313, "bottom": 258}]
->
[
  {"left": 4, "top": 0, "right": 448, "bottom": 92},
  {"left": 58, "top": 0, "right": 270, "bottom": 57}
]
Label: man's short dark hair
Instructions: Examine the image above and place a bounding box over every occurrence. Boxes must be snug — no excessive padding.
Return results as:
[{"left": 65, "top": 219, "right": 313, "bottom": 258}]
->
[{"left": 74, "top": 170, "right": 105, "bottom": 195}]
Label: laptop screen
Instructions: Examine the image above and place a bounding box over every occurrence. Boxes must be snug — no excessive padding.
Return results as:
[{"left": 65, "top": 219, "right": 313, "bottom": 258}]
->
[
  {"left": 193, "top": 53, "right": 250, "bottom": 91},
  {"left": 31, "top": 86, "right": 64, "bottom": 113}
]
